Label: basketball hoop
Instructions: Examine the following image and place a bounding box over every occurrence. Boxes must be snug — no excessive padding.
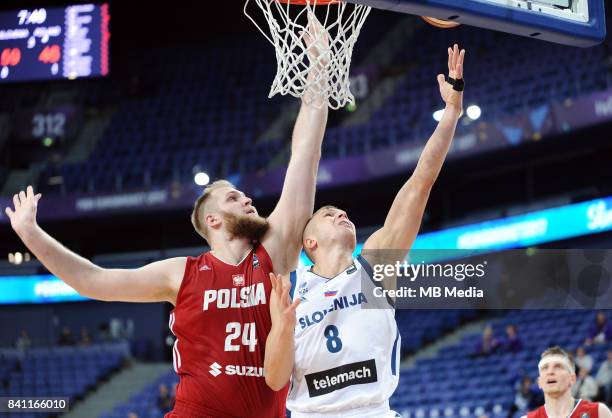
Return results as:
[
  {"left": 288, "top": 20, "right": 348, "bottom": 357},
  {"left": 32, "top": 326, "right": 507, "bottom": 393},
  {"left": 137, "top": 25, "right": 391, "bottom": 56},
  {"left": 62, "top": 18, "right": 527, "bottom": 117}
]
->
[
  {"left": 277, "top": 0, "right": 340, "bottom": 4},
  {"left": 244, "top": 0, "right": 371, "bottom": 109}
]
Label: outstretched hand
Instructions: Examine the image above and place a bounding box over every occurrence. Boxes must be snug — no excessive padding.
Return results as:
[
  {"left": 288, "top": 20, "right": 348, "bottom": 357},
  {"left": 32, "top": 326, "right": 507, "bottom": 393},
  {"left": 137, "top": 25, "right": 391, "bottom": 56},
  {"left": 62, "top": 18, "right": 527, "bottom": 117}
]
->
[
  {"left": 269, "top": 272, "right": 300, "bottom": 329},
  {"left": 437, "top": 44, "right": 465, "bottom": 112},
  {"left": 302, "top": 13, "right": 330, "bottom": 68},
  {"left": 4, "top": 185, "right": 41, "bottom": 236}
]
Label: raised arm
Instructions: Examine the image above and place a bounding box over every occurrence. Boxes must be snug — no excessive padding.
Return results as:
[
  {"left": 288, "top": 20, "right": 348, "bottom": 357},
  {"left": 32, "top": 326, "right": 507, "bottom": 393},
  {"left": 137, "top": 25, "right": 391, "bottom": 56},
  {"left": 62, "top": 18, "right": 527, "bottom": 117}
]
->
[
  {"left": 264, "top": 273, "right": 299, "bottom": 391},
  {"left": 5, "top": 186, "right": 184, "bottom": 304},
  {"left": 363, "top": 44, "right": 465, "bottom": 256},
  {"left": 263, "top": 19, "right": 329, "bottom": 274}
]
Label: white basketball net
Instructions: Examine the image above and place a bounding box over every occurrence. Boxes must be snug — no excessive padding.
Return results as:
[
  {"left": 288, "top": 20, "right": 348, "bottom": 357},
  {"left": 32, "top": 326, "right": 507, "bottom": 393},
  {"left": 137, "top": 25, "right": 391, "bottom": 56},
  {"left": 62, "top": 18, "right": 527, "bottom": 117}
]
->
[{"left": 244, "top": 0, "right": 371, "bottom": 109}]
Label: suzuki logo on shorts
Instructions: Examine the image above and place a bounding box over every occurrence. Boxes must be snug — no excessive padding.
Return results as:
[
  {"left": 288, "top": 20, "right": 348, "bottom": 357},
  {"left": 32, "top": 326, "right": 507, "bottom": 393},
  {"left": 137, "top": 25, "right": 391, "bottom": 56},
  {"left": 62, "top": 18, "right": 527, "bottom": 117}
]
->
[
  {"left": 207, "top": 362, "right": 264, "bottom": 378},
  {"left": 209, "top": 362, "right": 222, "bottom": 377},
  {"left": 232, "top": 274, "right": 245, "bottom": 287}
]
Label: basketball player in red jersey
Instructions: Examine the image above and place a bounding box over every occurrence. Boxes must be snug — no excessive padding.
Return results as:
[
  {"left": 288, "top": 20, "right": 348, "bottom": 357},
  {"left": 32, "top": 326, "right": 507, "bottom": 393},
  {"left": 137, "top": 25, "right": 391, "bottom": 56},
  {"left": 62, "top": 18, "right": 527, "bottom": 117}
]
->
[
  {"left": 4, "top": 22, "right": 330, "bottom": 418},
  {"left": 524, "top": 346, "right": 612, "bottom": 418}
]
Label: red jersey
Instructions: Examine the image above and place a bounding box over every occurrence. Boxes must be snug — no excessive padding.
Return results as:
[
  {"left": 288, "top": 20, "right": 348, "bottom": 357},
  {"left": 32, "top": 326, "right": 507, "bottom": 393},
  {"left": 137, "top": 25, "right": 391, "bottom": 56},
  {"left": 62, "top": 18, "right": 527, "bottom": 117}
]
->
[
  {"left": 527, "top": 399, "right": 599, "bottom": 418},
  {"left": 166, "top": 245, "right": 287, "bottom": 418}
]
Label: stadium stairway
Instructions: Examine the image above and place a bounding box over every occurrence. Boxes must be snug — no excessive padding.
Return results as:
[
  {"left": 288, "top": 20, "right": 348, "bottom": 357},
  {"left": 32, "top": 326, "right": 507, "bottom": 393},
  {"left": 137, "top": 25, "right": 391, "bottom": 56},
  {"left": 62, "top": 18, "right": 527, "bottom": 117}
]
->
[
  {"left": 342, "top": 18, "right": 421, "bottom": 127},
  {"left": 63, "top": 109, "right": 115, "bottom": 165},
  {"left": 343, "top": 75, "right": 406, "bottom": 127},
  {"left": 0, "top": 163, "right": 46, "bottom": 197},
  {"left": 0, "top": 103, "right": 113, "bottom": 196},
  {"left": 64, "top": 362, "right": 170, "bottom": 418},
  {"left": 34, "top": 109, "right": 115, "bottom": 195}
]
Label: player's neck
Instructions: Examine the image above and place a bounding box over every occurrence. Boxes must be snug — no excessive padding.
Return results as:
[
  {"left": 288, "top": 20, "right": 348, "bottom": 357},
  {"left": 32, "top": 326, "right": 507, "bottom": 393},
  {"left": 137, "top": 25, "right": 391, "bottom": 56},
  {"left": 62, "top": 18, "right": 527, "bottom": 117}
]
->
[
  {"left": 209, "top": 236, "right": 253, "bottom": 265},
  {"left": 312, "top": 247, "right": 354, "bottom": 279},
  {"left": 544, "top": 392, "right": 576, "bottom": 418}
]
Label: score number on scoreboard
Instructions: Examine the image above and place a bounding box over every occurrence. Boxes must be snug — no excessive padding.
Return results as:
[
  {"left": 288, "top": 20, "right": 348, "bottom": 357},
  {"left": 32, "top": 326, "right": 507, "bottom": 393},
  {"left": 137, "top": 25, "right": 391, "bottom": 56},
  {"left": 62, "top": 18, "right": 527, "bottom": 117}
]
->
[{"left": 0, "top": 3, "right": 110, "bottom": 83}]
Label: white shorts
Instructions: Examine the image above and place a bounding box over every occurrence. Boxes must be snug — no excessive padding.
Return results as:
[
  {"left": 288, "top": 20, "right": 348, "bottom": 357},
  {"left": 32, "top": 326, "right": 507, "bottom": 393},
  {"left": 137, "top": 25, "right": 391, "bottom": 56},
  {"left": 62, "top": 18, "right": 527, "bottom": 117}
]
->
[{"left": 289, "top": 402, "right": 400, "bottom": 418}]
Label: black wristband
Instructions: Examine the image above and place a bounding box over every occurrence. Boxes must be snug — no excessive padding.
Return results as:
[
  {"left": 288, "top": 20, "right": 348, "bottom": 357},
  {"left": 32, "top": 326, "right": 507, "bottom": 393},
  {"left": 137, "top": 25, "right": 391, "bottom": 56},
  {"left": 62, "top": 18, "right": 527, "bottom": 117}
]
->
[{"left": 446, "top": 75, "right": 465, "bottom": 92}]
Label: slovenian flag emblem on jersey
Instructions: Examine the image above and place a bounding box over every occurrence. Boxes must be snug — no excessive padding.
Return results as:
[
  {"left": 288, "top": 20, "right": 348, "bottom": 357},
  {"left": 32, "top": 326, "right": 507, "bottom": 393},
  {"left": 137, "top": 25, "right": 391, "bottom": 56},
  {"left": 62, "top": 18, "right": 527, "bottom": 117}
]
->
[{"left": 324, "top": 290, "right": 338, "bottom": 297}]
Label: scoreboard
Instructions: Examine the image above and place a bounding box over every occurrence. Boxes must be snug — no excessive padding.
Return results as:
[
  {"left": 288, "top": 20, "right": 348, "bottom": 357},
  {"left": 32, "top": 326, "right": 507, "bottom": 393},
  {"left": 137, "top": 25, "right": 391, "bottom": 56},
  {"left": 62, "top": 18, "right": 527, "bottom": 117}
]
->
[{"left": 0, "top": 3, "right": 110, "bottom": 83}]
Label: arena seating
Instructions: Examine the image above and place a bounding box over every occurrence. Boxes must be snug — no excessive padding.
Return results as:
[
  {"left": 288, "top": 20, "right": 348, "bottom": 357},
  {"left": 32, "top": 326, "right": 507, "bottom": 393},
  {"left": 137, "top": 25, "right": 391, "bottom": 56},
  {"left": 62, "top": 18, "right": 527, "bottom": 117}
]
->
[
  {"left": 0, "top": 85, "right": 41, "bottom": 114},
  {"left": 323, "top": 25, "right": 612, "bottom": 159},
  {"left": 39, "top": 38, "right": 286, "bottom": 194},
  {"left": 0, "top": 342, "right": 129, "bottom": 418},
  {"left": 396, "top": 309, "right": 477, "bottom": 355},
  {"left": 35, "top": 19, "right": 611, "bottom": 194},
  {"left": 99, "top": 370, "right": 177, "bottom": 418}
]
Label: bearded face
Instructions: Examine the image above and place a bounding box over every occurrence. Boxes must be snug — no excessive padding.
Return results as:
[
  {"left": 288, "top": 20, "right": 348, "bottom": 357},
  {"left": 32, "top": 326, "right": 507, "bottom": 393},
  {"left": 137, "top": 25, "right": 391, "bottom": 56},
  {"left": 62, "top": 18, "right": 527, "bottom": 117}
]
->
[{"left": 224, "top": 212, "right": 270, "bottom": 242}]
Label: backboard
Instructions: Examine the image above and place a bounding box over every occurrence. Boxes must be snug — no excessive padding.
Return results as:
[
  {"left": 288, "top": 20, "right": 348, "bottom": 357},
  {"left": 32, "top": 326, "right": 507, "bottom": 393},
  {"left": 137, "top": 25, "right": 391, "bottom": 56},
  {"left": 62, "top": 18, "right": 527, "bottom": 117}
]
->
[{"left": 348, "top": 0, "right": 606, "bottom": 47}]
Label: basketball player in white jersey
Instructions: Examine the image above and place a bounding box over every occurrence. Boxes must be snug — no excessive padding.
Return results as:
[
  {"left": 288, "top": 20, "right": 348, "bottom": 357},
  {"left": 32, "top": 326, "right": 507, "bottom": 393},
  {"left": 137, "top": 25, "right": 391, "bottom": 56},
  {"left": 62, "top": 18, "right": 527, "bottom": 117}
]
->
[{"left": 264, "top": 44, "right": 467, "bottom": 417}]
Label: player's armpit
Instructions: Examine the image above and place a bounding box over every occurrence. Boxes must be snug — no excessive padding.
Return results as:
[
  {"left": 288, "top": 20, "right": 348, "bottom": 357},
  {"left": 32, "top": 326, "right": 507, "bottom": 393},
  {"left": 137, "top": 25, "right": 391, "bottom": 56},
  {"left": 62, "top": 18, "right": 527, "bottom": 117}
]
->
[{"left": 261, "top": 223, "right": 303, "bottom": 276}]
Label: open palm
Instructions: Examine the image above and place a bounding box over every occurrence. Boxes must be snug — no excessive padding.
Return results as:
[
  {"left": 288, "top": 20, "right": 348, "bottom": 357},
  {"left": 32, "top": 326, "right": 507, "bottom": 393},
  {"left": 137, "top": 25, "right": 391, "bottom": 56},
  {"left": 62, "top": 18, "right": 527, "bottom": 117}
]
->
[
  {"left": 269, "top": 272, "right": 300, "bottom": 329},
  {"left": 437, "top": 44, "right": 465, "bottom": 112},
  {"left": 303, "top": 14, "right": 331, "bottom": 68},
  {"left": 4, "top": 186, "right": 41, "bottom": 234}
]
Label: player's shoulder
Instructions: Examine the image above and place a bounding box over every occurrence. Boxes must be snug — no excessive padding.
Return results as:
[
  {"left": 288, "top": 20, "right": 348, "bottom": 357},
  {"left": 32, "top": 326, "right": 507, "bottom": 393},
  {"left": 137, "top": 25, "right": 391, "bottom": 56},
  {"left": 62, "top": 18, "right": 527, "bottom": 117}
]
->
[
  {"left": 523, "top": 405, "right": 545, "bottom": 418},
  {"left": 186, "top": 252, "right": 211, "bottom": 270},
  {"left": 580, "top": 400, "right": 612, "bottom": 418},
  {"left": 574, "top": 399, "right": 608, "bottom": 417},
  {"left": 253, "top": 243, "right": 273, "bottom": 267},
  {"left": 354, "top": 252, "right": 369, "bottom": 267},
  {"left": 580, "top": 398, "right": 604, "bottom": 408},
  {"left": 594, "top": 400, "right": 612, "bottom": 416},
  {"left": 294, "top": 263, "right": 310, "bottom": 275},
  {"left": 289, "top": 265, "right": 308, "bottom": 298}
]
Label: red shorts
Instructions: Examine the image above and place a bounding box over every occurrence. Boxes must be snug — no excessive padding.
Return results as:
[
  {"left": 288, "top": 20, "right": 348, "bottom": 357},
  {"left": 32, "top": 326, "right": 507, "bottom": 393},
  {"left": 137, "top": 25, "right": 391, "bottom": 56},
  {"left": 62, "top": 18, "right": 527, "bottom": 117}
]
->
[{"left": 165, "top": 399, "right": 241, "bottom": 418}]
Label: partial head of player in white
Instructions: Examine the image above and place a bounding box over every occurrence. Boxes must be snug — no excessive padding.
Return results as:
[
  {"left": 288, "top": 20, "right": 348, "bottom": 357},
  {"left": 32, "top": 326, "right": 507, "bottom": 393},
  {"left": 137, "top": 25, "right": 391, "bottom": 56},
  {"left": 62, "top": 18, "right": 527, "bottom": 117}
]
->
[{"left": 302, "top": 205, "right": 356, "bottom": 264}]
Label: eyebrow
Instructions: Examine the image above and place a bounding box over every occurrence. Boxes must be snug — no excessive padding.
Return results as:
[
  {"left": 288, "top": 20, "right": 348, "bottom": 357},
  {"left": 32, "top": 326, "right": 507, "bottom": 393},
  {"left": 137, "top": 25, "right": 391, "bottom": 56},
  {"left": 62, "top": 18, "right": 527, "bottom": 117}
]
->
[
  {"left": 540, "top": 362, "right": 564, "bottom": 370},
  {"left": 226, "top": 190, "right": 244, "bottom": 198}
]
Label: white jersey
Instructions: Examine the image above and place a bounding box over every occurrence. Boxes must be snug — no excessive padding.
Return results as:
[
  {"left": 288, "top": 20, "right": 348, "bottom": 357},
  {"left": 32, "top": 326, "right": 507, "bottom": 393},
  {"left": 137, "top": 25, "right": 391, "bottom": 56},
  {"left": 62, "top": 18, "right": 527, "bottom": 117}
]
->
[{"left": 286, "top": 255, "right": 401, "bottom": 416}]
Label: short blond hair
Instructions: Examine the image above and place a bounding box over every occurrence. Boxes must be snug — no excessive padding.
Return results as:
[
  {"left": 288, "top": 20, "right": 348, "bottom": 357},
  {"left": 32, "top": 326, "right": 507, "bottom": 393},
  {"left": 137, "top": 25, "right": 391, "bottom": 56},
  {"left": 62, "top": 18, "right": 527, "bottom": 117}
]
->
[
  {"left": 191, "top": 180, "right": 235, "bottom": 241},
  {"left": 540, "top": 346, "right": 575, "bottom": 370}
]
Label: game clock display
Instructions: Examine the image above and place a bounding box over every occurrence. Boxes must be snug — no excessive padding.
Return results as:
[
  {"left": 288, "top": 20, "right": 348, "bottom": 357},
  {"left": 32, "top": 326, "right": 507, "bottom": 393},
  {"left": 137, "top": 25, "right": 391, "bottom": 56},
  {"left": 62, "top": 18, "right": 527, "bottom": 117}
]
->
[{"left": 0, "top": 3, "right": 110, "bottom": 83}]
